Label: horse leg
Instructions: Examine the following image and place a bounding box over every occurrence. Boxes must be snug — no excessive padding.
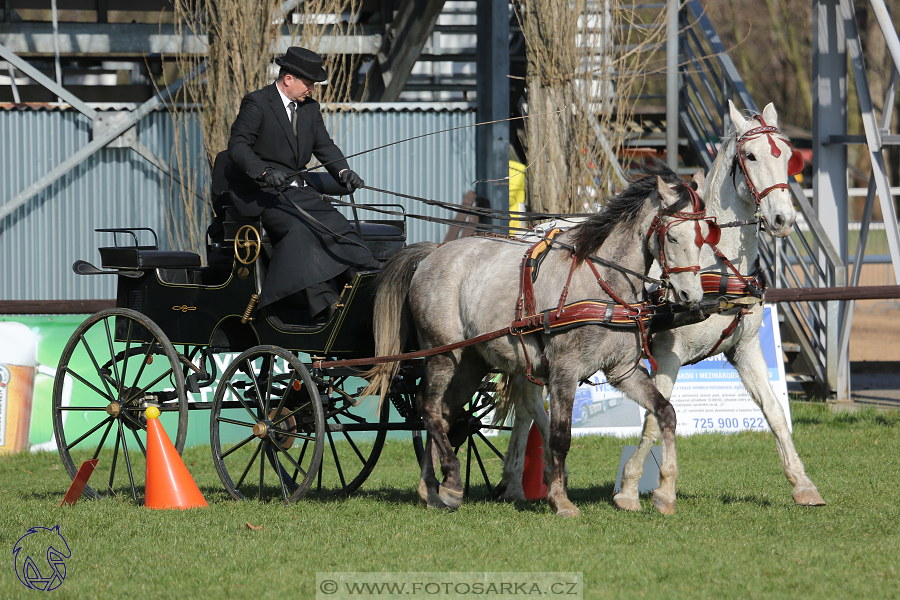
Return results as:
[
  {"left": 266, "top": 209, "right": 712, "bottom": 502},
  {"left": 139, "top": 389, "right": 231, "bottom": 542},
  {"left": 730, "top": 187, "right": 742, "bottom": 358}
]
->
[
  {"left": 499, "top": 377, "right": 547, "bottom": 501},
  {"left": 417, "top": 431, "right": 443, "bottom": 506},
  {"left": 546, "top": 370, "right": 579, "bottom": 518},
  {"left": 418, "top": 352, "right": 487, "bottom": 510},
  {"left": 416, "top": 354, "right": 463, "bottom": 510},
  {"left": 613, "top": 359, "right": 678, "bottom": 511},
  {"left": 615, "top": 368, "right": 678, "bottom": 515},
  {"left": 727, "top": 337, "right": 825, "bottom": 506}
]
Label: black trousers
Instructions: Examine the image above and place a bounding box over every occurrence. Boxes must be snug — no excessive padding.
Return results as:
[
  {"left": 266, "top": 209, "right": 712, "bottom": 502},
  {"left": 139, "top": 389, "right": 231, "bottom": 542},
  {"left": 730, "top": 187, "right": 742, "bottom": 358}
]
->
[{"left": 257, "top": 186, "right": 380, "bottom": 314}]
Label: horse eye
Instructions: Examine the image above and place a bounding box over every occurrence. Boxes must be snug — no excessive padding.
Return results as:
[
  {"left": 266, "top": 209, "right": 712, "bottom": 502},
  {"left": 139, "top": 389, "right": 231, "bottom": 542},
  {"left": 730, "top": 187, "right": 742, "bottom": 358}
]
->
[
  {"left": 746, "top": 152, "right": 757, "bottom": 161},
  {"left": 667, "top": 233, "right": 677, "bottom": 243}
]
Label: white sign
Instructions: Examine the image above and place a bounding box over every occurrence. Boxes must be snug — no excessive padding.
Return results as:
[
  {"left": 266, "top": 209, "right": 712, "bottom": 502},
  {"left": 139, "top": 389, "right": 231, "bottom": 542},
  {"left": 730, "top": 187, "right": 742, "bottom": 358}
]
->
[{"left": 570, "top": 304, "right": 790, "bottom": 437}]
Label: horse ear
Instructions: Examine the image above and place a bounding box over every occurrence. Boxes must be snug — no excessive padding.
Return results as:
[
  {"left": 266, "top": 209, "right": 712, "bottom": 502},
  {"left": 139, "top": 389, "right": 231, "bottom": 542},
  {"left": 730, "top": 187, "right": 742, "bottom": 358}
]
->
[
  {"left": 728, "top": 99, "right": 750, "bottom": 135},
  {"left": 762, "top": 102, "right": 779, "bottom": 128},
  {"left": 692, "top": 170, "right": 706, "bottom": 198},
  {"left": 656, "top": 176, "right": 678, "bottom": 208}
]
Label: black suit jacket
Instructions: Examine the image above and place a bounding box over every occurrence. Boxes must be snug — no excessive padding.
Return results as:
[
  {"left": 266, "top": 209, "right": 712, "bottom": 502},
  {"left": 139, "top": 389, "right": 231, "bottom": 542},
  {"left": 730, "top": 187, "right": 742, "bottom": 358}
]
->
[{"left": 225, "top": 83, "right": 349, "bottom": 216}]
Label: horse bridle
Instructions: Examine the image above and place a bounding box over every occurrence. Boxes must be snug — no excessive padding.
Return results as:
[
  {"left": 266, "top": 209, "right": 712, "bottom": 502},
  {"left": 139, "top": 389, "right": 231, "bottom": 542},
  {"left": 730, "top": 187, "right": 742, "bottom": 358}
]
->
[
  {"left": 730, "top": 116, "right": 804, "bottom": 207},
  {"left": 646, "top": 186, "right": 721, "bottom": 282}
]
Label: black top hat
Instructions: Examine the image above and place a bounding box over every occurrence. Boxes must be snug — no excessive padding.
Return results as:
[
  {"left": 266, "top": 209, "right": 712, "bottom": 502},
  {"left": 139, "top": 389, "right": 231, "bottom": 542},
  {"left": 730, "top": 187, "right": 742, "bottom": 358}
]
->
[{"left": 275, "top": 47, "right": 327, "bottom": 82}]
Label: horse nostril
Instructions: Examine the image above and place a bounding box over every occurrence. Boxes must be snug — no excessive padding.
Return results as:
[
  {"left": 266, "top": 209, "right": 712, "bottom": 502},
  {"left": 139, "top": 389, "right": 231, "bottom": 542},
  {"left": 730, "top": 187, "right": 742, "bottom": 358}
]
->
[
  {"left": 774, "top": 213, "right": 785, "bottom": 228},
  {"left": 678, "top": 289, "right": 689, "bottom": 303}
]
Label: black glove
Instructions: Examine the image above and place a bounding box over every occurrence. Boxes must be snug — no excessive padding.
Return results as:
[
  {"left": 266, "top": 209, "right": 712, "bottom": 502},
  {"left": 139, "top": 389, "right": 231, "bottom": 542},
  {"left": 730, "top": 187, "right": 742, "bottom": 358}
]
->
[
  {"left": 340, "top": 169, "right": 365, "bottom": 193},
  {"left": 259, "top": 168, "right": 287, "bottom": 188}
]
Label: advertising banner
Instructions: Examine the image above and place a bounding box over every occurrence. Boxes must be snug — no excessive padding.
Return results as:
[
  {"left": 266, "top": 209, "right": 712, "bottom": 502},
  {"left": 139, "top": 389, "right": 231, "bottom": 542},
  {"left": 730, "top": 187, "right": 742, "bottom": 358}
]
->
[{"left": 570, "top": 304, "right": 790, "bottom": 437}]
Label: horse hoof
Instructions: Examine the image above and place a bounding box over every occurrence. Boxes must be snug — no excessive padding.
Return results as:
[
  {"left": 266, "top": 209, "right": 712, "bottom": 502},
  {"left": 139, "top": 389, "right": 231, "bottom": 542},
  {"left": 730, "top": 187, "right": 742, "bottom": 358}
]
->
[
  {"left": 554, "top": 504, "right": 580, "bottom": 518},
  {"left": 652, "top": 495, "right": 676, "bottom": 515},
  {"left": 502, "top": 486, "right": 526, "bottom": 502},
  {"left": 438, "top": 485, "right": 463, "bottom": 510},
  {"left": 792, "top": 487, "right": 826, "bottom": 506},
  {"left": 417, "top": 480, "right": 430, "bottom": 504},
  {"left": 550, "top": 499, "right": 580, "bottom": 518},
  {"left": 613, "top": 496, "right": 641, "bottom": 512}
]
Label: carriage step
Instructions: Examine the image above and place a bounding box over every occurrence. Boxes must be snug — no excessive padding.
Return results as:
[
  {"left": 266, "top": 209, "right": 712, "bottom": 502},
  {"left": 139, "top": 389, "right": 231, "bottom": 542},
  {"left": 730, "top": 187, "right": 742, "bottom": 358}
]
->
[{"left": 782, "top": 342, "right": 801, "bottom": 353}]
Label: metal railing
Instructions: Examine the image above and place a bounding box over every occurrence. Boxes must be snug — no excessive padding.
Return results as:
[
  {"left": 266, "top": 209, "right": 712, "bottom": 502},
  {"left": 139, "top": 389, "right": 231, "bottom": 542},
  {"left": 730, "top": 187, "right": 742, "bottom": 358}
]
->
[{"left": 677, "top": 0, "right": 847, "bottom": 398}]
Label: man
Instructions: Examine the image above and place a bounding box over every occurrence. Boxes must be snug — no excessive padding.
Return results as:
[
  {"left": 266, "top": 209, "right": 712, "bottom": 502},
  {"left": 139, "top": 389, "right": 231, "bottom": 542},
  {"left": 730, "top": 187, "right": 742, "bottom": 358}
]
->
[{"left": 226, "top": 46, "right": 380, "bottom": 320}]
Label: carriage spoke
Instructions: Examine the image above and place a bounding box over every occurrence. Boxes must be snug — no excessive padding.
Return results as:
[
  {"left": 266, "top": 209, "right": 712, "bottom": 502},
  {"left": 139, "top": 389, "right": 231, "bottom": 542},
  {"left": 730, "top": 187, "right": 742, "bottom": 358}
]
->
[
  {"left": 119, "top": 320, "right": 134, "bottom": 398},
  {"left": 258, "top": 441, "right": 266, "bottom": 500},
  {"left": 220, "top": 434, "right": 257, "bottom": 459},
  {"left": 225, "top": 381, "right": 261, "bottom": 420},
  {"left": 274, "top": 450, "right": 289, "bottom": 502},
  {"left": 271, "top": 372, "right": 296, "bottom": 419},
  {"left": 108, "top": 425, "right": 121, "bottom": 490},
  {"left": 62, "top": 367, "right": 114, "bottom": 405},
  {"left": 131, "top": 427, "right": 147, "bottom": 456},
  {"left": 338, "top": 424, "right": 368, "bottom": 464},
  {"left": 216, "top": 416, "right": 257, "bottom": 429},
  {"left": 469, "top": 438, "right": 494, "bottom": 494},
  {"left": 326, "top": 429, "right": 347, "bottom": 489},
  {"left": 270, "top": 440, "right": 309, "bottom": 483},
  {"left": 103, "top": 318, "right": 123, "bottom": 395},
  {"left": 126, "top": 342, "right": 157, "bottom": 400},
  {"left": 123, "top": 368, "right": 174, "bottom": 407},
  {"left": 475, "top": 431, "right": 504, "bottom": 459},
  {"left": 118, "top": 419, "right": 139, "bottom": 502},
  {"left": 92, "top": 419, "right": 115, "bottom": 461},
  {"left": 271, "top": 402, "right": 312, "bottom": 428},
  {"left": 268, "top": 428, "right": 316, "bottom": 442},
  {"left": 64, "top": 416, "right": 114, "bottom": 451},
  {"left": 236, "top": 442, "right": 263, "bottom": 489},
  {"left": 464, "top": 435, "right": 473, "bottom": 494},
  {"left": 247, "top": 359, "right": 266, "bottom": 417},
  {"left": 263, "top": 356, "right": 274, "bottom": 416},
  {"left": 77, "top": 335, "right": 116, "bottom": 401}
]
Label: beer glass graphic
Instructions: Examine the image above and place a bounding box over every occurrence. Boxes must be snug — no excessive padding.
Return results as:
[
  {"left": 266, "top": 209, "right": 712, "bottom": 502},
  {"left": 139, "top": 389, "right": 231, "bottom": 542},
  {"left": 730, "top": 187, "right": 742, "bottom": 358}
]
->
[{"left": 0, "top": 322, "right": 38, "bottom": 455}]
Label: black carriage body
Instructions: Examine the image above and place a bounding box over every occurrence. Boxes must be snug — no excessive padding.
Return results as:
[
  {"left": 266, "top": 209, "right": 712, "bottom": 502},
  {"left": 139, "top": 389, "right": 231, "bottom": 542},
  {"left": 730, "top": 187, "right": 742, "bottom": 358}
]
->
[{"left": 110, "top": 260, "right": 378, "bottom": 357}]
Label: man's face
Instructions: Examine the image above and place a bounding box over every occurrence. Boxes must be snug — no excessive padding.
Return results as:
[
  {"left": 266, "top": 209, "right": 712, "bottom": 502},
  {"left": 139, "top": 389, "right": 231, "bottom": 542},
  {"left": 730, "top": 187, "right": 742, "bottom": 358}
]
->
[{"left": 282, "top": 73, "right": 315, "bottom": 102}]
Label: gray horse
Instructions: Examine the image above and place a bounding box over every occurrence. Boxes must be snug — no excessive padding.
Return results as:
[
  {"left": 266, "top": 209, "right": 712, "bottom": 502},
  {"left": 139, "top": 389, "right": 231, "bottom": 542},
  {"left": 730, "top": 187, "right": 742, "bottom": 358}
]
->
[{"left": 365, "top": 164, "right": 714, "bottom": 517}]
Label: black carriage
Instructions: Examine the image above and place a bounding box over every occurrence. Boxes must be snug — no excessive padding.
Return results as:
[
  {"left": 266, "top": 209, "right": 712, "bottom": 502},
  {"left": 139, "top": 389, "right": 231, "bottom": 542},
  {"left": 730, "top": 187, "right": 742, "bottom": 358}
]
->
[{"left": 52, "top": 173, "right": 510, "bottom": 504}]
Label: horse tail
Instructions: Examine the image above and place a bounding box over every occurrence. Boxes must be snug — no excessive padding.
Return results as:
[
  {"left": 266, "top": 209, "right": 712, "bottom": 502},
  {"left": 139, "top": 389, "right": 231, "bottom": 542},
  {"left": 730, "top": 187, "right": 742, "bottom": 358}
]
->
[
  {"left": 491, "top": 373, "right": 518, "bottom": 426},
  {"left": 361, "top": 242, "right": 439, "bottom": 407}
]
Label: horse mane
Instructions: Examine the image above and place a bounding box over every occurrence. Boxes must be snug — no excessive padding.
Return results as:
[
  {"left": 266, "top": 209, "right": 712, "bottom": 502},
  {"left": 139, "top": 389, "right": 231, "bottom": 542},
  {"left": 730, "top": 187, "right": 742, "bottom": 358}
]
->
[{"left": 571, "top": 160, "right": 703, "bottom": 262}]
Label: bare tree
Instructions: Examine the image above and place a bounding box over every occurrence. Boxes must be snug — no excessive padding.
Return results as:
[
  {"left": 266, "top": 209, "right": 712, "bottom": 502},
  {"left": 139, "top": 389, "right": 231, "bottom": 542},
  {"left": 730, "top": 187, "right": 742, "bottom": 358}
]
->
[{"left": 519, "top": 1, "right": 669, "bottom": 214}]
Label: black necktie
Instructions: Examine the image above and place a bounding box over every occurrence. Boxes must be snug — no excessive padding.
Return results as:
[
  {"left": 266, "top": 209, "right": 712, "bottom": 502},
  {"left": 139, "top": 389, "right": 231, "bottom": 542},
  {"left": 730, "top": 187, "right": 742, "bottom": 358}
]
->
[{"left": 289, "top": 101, "right": 298, "bottom": 138}]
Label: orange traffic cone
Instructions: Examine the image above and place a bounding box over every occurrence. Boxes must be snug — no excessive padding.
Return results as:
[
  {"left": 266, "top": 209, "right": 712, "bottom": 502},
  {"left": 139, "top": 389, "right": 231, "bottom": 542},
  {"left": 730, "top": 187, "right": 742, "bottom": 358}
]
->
[
  {"left": 144, "top": 407, "right": 207, "bottom": 510},
  {"left": 521, "top": 419, "right": 548, "bottom": 501}
]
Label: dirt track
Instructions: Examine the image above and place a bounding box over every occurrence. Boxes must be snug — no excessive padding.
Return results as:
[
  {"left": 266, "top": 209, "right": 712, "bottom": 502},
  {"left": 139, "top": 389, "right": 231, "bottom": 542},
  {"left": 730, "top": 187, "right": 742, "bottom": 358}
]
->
[{"left": 849, "top": 300, "right": 900, "bottom": 362}]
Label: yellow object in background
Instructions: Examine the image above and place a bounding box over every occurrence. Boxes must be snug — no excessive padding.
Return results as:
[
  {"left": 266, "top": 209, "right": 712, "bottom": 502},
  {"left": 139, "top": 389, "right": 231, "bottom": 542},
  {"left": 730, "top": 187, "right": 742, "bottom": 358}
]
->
[{"left": 509, "top": 160, "right": 526, "bottom": 233}]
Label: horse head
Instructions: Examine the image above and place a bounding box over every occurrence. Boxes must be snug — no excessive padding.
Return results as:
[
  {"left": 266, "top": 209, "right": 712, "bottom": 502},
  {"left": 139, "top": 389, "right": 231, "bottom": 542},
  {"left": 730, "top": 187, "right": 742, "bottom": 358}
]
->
[
  {"left": 646, "top": 170, "right": 712, "bottom": 306},
  {"left": 728, "top": 100, "right": 799, "bottom": 238}
]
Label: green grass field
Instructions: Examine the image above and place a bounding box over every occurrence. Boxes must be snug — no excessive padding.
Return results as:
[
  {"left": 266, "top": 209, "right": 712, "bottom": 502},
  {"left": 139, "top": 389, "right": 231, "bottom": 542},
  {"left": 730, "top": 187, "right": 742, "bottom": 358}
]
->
[{"left": 1, "top": 402, "right": 898, "bottom": 600}]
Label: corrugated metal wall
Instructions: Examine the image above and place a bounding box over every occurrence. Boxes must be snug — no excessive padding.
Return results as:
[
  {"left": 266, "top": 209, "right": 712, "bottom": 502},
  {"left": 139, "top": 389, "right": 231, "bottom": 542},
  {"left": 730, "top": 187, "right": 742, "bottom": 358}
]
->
[{"left": 0, "top": 106, "right": 475, "bottom": 300}]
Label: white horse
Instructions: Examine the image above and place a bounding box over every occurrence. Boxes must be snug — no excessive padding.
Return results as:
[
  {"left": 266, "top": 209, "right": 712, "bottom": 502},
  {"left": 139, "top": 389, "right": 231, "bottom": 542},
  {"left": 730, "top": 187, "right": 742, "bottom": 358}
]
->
[{"left": 500, "top": 101, "right": 825, "bottom": 508}]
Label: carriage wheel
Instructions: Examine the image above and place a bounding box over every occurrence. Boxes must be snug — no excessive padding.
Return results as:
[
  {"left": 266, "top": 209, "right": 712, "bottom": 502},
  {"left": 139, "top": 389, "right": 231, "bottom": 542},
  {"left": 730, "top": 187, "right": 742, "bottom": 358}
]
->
[
  {"left": 413, "top": 374, "right": 512, "bottom": 500},
  {"left": 211, "top": 346, "right": 324, "bottom": 503},
  {"left": 305, "top": 376, "right": 389, "bottom": 497},
  {"left": 52, "top": 308, "right": 188, "bottom": 503}
]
